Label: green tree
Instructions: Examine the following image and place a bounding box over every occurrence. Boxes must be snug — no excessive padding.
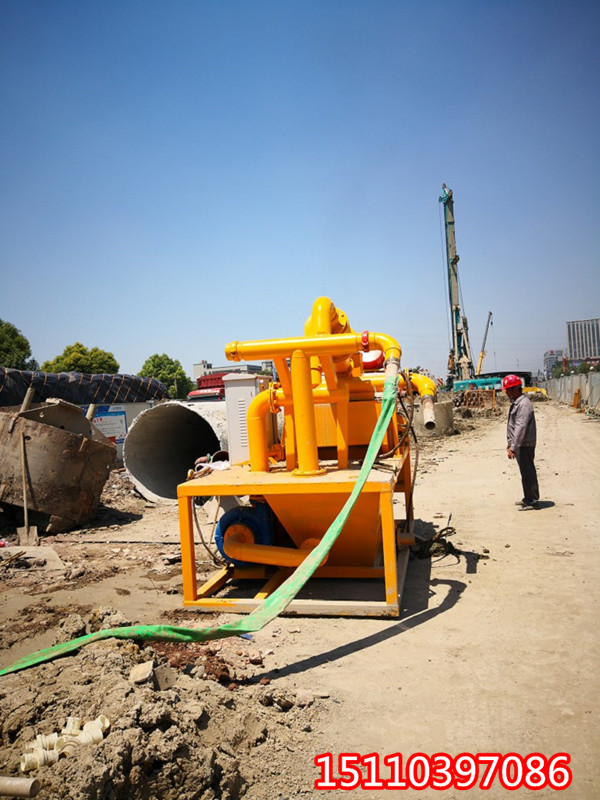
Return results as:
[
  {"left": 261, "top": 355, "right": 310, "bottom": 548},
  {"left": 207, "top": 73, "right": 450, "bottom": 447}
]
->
[
  {"left": 0, "top": 319, "right": 39, "bottom": 370},
  {"left": 577, "top": 361, "right": 590, "bottom": 374},
  {"left": 138, "top": 353, "right": 193, "bottom": 399},
  {"left": 551, "top": 364, "right": 565, "bottom": 378},
  {"left": 41, "top": 342, "right": 119, "bottom": 374}
]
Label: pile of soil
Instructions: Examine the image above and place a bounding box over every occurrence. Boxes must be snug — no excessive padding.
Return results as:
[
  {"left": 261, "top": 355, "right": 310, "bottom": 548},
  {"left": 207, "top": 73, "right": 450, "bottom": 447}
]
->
[
  {"left": 0, "top": 471, "right": 324, "bottom": 799},
  {"left": 0, "top": 619, "right": 323, "bottom": 800}
]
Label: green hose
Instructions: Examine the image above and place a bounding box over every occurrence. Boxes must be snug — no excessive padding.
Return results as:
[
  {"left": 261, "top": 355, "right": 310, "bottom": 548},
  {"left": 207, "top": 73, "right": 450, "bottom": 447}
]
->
[{"left": 0, "top": 376, "right": 398, "bottom": 677}]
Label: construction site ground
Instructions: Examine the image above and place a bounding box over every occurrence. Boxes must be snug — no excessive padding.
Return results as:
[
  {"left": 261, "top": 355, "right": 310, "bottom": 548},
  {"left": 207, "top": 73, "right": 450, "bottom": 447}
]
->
[{"left": 1, "top": 398, "right": 599, "bottom": 799}]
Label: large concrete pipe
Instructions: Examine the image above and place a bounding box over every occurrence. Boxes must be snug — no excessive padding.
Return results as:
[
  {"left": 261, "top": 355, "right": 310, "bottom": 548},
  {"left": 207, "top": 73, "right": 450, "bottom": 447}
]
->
[{"left": 124, "top": 401, "right": 228, "bottom": 503}]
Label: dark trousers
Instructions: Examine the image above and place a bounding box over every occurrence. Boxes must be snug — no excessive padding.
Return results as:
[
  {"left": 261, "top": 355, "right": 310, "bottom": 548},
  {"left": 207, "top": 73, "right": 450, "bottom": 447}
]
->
[{"left": 516, "top": 446, "right": 539, "bottom": 504}]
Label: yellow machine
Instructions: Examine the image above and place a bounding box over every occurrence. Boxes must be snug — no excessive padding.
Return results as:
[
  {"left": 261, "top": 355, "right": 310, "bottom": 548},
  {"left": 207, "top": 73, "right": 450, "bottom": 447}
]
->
[{"left": 177, "top": 297, "right": 437, "bottom": 617}]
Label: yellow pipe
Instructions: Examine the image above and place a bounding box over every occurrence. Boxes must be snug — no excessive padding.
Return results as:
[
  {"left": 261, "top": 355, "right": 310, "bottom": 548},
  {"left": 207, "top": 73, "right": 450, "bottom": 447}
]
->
[
  {"left": 247, "top": 380, "right": 352, "bottom": 472},
  {"left": 362, "top": 371, "right": 437, "bottom": 399},
  {"left": 276, "top": 385, "right": 348, "bottom": 407},
  {"left": 225, "top": 331, "right": 401, "bottom": 364},
  {"left": 406, "top": 372, "right": 437, "bottom": 398},
  {"left": 290, "top": 349, "right": 325, "bottom": 476},
  {"left": 246, "top": 390, "right": 272, "bottom": 471},
  {"left": 223, "top": 526, "right": 327, "bottom": 567}
]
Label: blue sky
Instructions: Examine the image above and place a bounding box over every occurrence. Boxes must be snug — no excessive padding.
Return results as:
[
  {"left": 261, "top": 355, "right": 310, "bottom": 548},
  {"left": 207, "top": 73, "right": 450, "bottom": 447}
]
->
[{"left": 1, "top": 0, "right": 599, "bottom": 379}]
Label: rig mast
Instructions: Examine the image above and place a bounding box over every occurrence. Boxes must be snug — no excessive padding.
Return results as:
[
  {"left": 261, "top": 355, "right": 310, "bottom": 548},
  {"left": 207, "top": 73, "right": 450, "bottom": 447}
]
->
[{"left": 439, "top": 184, "right": 474, "bottom": 385}]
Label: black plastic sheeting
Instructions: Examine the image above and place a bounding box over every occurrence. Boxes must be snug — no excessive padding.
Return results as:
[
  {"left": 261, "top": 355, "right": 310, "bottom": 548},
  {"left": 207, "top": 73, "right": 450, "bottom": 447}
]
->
[{"left": 0, "top": 369, "right": 169, "bottom": 407}]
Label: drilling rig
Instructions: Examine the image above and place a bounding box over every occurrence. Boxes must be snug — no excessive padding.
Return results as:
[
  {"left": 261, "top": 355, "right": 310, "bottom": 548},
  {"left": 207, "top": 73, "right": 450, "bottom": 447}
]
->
[{"left": 439, "top": 184, "right": 475, "bottom": 387}]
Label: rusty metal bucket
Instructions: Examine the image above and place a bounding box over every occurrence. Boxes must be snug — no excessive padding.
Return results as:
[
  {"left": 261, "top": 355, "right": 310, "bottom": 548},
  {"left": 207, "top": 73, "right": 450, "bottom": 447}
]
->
[{"left": 0, "top": 399, "right": 116, "bottom": 533}]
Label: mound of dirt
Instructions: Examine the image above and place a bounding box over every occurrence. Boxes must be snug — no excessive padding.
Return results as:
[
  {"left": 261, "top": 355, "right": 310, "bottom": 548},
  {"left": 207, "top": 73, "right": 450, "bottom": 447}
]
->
[{"left": 0, "top": 633, "right": 322, "bottom": 800}]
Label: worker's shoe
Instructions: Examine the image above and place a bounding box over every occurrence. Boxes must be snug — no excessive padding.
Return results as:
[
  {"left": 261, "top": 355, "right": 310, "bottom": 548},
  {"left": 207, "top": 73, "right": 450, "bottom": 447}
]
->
[{"left": 518, "top": 501, "right": 540, "bottom": 510}]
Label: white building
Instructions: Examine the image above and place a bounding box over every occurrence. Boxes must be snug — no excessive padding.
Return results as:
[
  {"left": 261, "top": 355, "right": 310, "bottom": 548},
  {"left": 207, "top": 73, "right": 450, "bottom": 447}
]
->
[{"left": 566, "top": 318, "right": 600, "bottom": 361}]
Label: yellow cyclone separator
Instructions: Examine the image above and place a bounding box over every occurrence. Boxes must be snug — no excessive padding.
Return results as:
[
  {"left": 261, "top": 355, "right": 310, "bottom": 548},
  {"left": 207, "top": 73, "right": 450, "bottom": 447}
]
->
[
  {"left": 304, "top": 296, "right": 352, "bottom": 338},
  {"left": 226, "top": 312, "right": 401, "bottom": 475},
  {"left": 304, "top": 296, "right": 355, "bottom": 382}
]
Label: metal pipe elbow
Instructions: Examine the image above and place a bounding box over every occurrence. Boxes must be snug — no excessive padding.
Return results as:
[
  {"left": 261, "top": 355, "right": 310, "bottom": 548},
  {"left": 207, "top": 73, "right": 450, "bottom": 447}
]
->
[
  {"left": 409, "top": 373, "right": 437, "bottom": 399},
  {"left": 369, "top": 333, "right": 402, "bottom": 365},
  {"left": 224, "top": 341, "right": 240, "bottom": 362}
]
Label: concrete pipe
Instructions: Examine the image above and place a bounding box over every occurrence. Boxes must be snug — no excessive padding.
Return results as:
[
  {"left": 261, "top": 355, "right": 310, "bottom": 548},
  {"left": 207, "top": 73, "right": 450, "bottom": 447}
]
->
[{"left": 124, "top": 401, "right": 228, "bottom": 503}]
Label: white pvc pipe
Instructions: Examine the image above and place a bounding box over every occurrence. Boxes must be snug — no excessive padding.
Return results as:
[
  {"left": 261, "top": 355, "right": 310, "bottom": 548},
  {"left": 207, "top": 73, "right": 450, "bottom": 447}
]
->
[
  {"left": 0, "top": 776, "right": 40, "bottom": 797},
  {"left": 421, "top": 395, "right": 437, "bottom": 430}
]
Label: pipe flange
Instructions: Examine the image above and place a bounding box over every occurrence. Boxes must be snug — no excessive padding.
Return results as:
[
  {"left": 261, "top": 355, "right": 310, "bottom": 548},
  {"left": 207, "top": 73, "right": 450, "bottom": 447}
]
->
[{"left": 268, "top": 383, "right": 281, "bottom": 415}]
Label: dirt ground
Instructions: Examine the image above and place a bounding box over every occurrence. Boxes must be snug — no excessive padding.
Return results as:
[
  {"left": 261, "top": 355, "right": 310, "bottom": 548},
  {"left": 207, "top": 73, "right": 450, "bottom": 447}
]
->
[{"left": 1, "top": 398, "right": 599, "bottom": 799}]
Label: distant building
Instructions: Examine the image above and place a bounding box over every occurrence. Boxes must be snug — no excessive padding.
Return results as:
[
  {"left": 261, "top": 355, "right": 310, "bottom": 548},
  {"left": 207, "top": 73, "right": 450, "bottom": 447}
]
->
[
  {"left": 543, "top": 349, "right": 563, "bottom": 378},
  {"left": 567, "top": 318, "right": 600, "bottom": 361}
]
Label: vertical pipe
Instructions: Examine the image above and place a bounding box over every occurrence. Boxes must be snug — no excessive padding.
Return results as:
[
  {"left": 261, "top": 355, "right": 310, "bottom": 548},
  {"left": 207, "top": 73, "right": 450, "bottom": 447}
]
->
[
  {"left": 290, "top": 350, "right": 325, "bottom": 476},
  {"left": 19, "top": 387, "right": 35, "bottom": 414},
  {"left": 20, "top": 433, "right": 29, "bottom": 532},
  {"left": 284, "top": 409, "right": 297, "bottom": 471},
  {"left": 246, "top": 391, "right": 271, "bottom": 472}
]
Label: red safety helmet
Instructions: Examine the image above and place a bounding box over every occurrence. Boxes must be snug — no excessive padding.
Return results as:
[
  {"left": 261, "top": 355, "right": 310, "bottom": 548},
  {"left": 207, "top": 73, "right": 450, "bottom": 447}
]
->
[{"left": 502, "top": 374, "right": 522, "bottom": 390}]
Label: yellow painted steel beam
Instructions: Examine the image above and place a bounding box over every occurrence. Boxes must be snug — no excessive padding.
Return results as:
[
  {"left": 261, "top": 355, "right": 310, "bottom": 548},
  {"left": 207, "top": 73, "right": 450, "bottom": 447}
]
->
[
  {"left": 254, "top": 568, "right": 292, "bottom": 599},
  {"left": 178, "top": 495, "right": 197, "bottom": 604},
  {"left": 196, "top": 566, "right": 231, "bottom": 598}
]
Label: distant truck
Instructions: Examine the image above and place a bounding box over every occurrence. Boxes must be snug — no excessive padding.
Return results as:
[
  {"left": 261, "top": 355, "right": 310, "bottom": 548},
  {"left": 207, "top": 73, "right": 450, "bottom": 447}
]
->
[{"left": 186, "top": 371, "right": 228, "bottom": 402}]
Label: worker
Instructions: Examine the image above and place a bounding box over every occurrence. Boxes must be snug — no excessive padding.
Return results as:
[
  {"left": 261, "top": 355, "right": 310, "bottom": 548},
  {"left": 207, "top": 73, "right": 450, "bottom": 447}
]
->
[{"left": 502, "top": 374, "right": 539, "bottom": 510}]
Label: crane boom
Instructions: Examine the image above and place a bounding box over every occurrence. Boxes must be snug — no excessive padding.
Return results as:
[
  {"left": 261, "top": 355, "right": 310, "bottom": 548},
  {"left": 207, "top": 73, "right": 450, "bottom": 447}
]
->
[
  {"left": 476, "top": 311, "right": 493, "bottom": 375},
  {"left": 439, "top": 184, "right": 474, "bottom": 385}
]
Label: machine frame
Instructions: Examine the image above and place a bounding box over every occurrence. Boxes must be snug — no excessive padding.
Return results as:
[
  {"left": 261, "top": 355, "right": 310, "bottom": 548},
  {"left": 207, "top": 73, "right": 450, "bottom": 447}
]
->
[{"left": 178, "top": 459, "right": 411, "bottom": 617}]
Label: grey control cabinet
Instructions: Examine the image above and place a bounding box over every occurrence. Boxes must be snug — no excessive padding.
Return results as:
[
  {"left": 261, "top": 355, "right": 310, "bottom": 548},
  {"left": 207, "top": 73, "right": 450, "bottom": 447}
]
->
[{"left": 223, "top": 374, "right": 277, "bottom": 465}]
